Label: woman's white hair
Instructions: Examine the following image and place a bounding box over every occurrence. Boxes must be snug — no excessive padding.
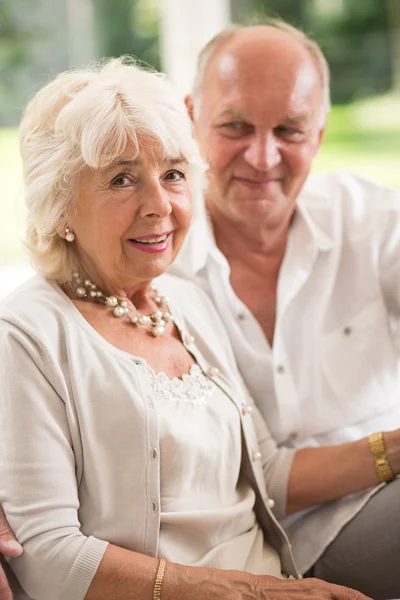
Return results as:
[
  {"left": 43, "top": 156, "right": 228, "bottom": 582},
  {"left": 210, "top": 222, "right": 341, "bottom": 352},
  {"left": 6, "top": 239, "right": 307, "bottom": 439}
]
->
[{"left": 21, "top": 56, "right": 203, "bottom": 283}]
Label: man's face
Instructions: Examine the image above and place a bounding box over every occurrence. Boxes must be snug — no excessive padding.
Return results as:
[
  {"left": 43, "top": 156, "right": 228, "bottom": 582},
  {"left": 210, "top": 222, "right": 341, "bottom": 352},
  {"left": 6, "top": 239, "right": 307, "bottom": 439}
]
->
[{"left": 191, "top": 37, "right": 325, "bottom": 229}]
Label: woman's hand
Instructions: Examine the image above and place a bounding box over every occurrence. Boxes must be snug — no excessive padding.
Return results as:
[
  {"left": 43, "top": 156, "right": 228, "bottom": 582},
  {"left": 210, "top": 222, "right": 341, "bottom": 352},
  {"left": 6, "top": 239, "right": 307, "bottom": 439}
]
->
[
  {"left": 162, "top": 561, "right": 372, "bottom": 600},
  {"left": 0, "top": 506, "right": 23, "bottom": 600},
  {"left": 85, "top": 545, "right": 371, "bottom": 600}
]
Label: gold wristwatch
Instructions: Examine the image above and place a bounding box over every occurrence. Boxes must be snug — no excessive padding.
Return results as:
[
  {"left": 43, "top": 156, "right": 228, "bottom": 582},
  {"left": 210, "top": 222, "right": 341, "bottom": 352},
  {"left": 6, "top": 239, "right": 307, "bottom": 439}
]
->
[{"left": 368, "top": 431, "right": 394, "bottom": 483}]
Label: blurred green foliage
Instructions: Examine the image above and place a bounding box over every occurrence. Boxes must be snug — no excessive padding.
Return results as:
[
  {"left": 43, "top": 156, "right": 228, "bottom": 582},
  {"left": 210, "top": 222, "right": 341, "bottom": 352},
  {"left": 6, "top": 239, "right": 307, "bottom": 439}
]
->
[
  {"left": 94, "top": 0, "right": 161, "bottom": 70},
  {"left": 232, "top": 0, "right": 393, "bottom": 104},
  {"left": 0, "top": 0, "right": 37, "bottom": 117}
]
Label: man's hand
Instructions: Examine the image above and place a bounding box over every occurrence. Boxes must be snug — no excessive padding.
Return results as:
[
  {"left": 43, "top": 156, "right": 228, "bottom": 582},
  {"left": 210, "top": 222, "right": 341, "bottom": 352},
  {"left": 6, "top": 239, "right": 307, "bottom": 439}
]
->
[{"left": 0, "top": 506, "right": 23, "bottom": 600}]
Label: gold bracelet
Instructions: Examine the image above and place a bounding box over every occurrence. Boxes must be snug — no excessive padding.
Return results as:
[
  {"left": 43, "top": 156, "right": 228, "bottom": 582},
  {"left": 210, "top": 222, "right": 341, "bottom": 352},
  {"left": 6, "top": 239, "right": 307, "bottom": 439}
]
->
[
  {"left": 368, "top": 431, "right": 394, "bottom": 483},
  {"left": 153, "top": 558, "right": 167, "bottom": 600}
]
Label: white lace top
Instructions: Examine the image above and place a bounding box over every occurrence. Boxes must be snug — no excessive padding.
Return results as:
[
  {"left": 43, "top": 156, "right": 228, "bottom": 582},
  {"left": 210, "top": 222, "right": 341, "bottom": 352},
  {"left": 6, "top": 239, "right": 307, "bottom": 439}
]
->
[{"left": 147, "top": 363, "right": 284, "bottom": 576}]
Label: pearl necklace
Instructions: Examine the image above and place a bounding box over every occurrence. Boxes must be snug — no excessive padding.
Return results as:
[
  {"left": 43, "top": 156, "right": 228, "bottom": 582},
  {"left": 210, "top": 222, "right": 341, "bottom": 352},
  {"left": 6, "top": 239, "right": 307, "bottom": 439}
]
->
[{"left": 72, "top": 271, "right": 173, "bottom": 337}]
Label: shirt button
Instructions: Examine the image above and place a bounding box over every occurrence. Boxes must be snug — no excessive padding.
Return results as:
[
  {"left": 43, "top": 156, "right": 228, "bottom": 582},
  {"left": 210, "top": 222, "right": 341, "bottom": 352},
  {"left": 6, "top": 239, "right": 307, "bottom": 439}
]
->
[
  {"left": 267, "top": 498, "right": 275, "bottom": 509},
  {"left": 252, "top": 450, "right": 262, "bottom": 461},
  {"left": 152, "top": 501, "right": 159, "bottom": 513},
  {"left": 343, "top": 326, "right": 352, "bottom": 336},
  {"left": 276, "top": 365, "right": 285, "bottom": 374},
  {"left": 241, "top": 404, "right": 253, "bottom": 416},
  {"left": 237, "top": 312, "right": 246, "bottom": 321},
  {"left": 206, "top": 366, "right": 219, "bottom": 377},
  {"left": 152, "top": 447, "right": 159, "bottom": 460},
  {"left": 288, "top": 432, "right": 298, "bottom": 441}
]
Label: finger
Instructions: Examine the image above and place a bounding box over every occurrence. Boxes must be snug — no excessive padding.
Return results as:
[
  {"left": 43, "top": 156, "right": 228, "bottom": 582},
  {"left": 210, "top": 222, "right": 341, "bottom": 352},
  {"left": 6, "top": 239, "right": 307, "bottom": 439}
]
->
[
  {"left": 330, "top": 582, "right": 372, "bottom": 600},
  {"left": 0, "top": 508, "right": 22, "bottom": 558},
  {"left": 0, "top": 562, "right": 13, "bottom": 600}
]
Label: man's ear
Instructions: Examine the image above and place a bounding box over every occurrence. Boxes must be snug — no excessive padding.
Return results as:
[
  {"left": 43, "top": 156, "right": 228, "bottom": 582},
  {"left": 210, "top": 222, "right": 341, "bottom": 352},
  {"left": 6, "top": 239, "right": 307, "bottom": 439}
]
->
[
  {"left": 313, "top": 125, "right": 326, "bottom": 157},
  {"left": 184, "top": 94, "right": 195, "bottom": 123},
  {"left": 318, "top": 125, "right": 326, "bottom": 146}
]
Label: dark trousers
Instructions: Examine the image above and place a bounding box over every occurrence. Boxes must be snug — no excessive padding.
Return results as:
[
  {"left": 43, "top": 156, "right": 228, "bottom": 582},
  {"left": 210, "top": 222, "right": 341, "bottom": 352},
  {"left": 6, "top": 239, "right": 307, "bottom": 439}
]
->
[{"left": 306, "top": 477, "right": 400, "bottom": 600}]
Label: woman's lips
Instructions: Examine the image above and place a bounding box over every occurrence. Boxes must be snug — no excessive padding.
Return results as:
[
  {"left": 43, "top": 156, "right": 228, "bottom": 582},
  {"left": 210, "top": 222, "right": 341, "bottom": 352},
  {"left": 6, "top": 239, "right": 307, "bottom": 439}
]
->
[{"left": 126, "top": 232, "right": 172, "bottom": 254}]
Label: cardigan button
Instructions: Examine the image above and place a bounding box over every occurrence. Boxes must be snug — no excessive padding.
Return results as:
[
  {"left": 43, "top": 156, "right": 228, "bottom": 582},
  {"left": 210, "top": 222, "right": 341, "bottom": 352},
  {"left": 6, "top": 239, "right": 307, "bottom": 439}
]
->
[
  {"left": 206, "top": 366, "right": 219, "bottom": 377},
  {"left": 152, "top": 501, "right": 159, "bottom": 513},
  {"left": 152, "top": 447, "right": 159, "bottom": 460},
  {"left": 252, "top": 450, "right": 262, "bottom": 461},
  {"left": 242, "top": 404, "right": 253, "bottom": 416},
  {"left": 267, "top": 498, "right": 275, "bottom": 509}
]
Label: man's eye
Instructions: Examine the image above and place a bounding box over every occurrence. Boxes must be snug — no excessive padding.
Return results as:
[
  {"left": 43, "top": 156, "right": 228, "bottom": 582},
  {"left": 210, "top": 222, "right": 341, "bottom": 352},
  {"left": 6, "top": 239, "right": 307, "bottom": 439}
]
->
[
  {"left": 218, "top": 122, "right": 251, "bottom": 138},
  {"left": 275, "top": 126, "right": 305, "bottom": 140},
  {"left": 165, "top": 169, "right": 186, "bottom": 181},
  {"left": 222, "top": 122, "right": 246, "bottom": 131}
]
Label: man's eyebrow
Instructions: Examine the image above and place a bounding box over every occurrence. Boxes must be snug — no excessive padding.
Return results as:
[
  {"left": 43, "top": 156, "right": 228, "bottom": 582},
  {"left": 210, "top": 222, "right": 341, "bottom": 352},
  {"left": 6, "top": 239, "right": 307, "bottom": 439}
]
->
[
  {"left": 281, "top": 113, "right": 312, "bottom": 126},
  {"left": 216, "top": 107, "right": 248, "bottom": 120}
]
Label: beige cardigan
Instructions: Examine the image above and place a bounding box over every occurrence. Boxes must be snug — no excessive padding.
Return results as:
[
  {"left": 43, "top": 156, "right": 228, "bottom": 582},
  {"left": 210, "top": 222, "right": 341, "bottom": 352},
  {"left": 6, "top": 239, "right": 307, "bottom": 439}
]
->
[{"left": 0, "top": 274, "right": 298, "bottom": 600}]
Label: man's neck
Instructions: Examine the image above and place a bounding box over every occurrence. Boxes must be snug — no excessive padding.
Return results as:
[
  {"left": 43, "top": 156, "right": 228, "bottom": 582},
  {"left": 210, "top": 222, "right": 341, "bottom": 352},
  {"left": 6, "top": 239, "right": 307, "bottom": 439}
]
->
[{"left": 210, "top": 208, "right": 292, "bottom": 274}]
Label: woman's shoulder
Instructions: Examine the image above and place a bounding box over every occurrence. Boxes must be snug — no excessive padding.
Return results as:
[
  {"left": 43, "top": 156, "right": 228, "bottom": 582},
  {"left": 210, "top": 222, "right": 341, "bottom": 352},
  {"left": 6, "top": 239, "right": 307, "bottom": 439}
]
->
[{"left": 0, "top": 275, "right": 72, "bottom": 339}]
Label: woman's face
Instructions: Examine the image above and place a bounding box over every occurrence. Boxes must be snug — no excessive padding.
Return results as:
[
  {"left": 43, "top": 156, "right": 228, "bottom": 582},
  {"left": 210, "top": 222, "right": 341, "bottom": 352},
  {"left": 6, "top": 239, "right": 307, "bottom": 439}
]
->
[{"left": 70, "top": 140, "right": 192, "bottom": 294}]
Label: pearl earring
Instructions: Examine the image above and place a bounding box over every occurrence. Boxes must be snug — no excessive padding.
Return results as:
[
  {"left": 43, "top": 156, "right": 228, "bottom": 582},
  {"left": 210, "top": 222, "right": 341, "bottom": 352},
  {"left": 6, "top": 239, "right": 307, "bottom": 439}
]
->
[{"left": 65, "top": 227, "right": 75, "bottom": 242}]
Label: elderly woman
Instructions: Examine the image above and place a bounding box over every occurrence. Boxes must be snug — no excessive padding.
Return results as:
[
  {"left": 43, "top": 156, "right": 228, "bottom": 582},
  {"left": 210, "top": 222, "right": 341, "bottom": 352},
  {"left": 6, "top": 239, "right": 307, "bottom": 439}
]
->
[{"left": 0, "top": 58, "right": 376, "bottom": 600}]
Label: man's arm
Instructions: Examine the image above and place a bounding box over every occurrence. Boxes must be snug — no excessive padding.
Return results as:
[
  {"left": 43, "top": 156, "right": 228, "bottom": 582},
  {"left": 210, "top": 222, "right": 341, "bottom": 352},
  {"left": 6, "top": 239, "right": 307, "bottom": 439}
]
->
[
  {"left": 0, "top": 507, "right": 23, "bottom": 600},
  {"left": 286, "top": 430, "right": 400, "bottom": 514},
  {"left": 251, "top": 399, "right": 400, "bottom": 516}
]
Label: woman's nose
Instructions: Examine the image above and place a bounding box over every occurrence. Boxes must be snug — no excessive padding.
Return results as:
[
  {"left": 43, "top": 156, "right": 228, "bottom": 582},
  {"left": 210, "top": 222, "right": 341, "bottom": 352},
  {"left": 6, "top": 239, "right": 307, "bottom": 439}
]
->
[{"left": 139, "top": 181, "right": 172, "bottom": 219}]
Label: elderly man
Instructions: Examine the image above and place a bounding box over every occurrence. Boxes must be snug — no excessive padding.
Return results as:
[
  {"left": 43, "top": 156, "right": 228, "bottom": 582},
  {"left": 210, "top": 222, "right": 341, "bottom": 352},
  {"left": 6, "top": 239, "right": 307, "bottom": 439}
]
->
[{"left": 169, "top": 19, "right": 400, "bottom": 598}]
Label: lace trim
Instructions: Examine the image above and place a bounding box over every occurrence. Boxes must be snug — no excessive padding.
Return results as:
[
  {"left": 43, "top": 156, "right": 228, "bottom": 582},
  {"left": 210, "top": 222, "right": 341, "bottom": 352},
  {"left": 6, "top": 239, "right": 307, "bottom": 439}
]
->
[{"left": 147, "top": 363, "right": 216, "bottom": 405}]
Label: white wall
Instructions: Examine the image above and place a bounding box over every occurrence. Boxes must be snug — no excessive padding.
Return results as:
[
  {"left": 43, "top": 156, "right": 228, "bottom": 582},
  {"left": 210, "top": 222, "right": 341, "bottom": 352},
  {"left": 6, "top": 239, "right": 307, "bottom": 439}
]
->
[{"left": 159, "top": 0, "right": 231, "bottom": 97}]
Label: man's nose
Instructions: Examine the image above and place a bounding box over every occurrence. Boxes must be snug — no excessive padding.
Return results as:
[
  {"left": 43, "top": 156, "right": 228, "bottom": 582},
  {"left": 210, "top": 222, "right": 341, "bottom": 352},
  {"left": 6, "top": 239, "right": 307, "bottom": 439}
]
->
[
  {"left": 244, "top": 133, "right": 281, "bottom": 171},
  {"left": 140, "top": 181, "right": 172, "bottom": 219}
]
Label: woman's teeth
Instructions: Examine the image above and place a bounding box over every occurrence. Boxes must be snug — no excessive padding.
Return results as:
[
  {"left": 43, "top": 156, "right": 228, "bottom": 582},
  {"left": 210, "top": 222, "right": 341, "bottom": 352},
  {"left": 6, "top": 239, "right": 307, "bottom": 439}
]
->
[{"left": 132, "top": 234, "right": 168, "bottom": 244}]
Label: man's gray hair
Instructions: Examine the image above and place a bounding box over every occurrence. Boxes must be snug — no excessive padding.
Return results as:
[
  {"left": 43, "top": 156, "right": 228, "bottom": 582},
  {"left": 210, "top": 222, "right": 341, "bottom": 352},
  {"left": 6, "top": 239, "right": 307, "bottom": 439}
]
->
[{"left": 192, "top": 18, "right": 331, "bottom": 126}]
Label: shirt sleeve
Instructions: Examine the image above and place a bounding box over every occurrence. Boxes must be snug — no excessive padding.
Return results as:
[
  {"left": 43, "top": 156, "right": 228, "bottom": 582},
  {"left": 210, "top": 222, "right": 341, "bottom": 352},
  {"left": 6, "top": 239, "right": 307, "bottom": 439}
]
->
[
  {"left": 0, "top": 320, "right": 108, "bottom": 600},
  {"left": 376, "top": 189, "right": 400, "bottom": 315}
]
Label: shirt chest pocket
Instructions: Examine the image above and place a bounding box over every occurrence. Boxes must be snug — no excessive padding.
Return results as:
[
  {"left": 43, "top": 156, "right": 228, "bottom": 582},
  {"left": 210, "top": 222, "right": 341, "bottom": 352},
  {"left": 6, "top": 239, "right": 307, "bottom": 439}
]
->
[{"left": 318, "top": 299, "right": 399, "bottom": 422}]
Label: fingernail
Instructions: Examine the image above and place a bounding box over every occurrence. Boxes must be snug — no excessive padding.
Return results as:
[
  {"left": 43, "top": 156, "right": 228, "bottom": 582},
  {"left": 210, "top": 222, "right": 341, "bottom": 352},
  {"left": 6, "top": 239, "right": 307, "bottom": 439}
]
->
[{"left": 4, "top": 540, "right": 23, "bottom": 552}]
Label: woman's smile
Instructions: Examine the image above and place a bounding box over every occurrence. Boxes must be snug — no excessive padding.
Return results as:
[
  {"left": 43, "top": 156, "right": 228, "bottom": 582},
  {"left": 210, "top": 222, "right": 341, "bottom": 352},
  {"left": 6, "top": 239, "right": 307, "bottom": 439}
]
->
[{"left": 126, "top": 231, "right": 173, "bottom": 253}]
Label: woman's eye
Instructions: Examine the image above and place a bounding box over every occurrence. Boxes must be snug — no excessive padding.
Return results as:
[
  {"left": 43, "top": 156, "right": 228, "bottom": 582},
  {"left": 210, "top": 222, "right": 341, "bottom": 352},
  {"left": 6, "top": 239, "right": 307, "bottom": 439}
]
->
[
  {"left": 165, "top": 169, "right": 186, "bottom": 182},
  {"left": 111, "top": 174, "right": 133, "bottom": 187}
]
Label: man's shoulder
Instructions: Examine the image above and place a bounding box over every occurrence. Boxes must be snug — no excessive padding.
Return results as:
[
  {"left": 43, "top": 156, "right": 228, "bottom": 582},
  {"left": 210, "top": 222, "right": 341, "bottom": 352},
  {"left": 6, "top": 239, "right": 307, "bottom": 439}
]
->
[
  {"left": 300, "top": 172, "right": 400, "bottom": 241},
  {"left": 302, "top": 171, "right": 400, "bottom": 213}
]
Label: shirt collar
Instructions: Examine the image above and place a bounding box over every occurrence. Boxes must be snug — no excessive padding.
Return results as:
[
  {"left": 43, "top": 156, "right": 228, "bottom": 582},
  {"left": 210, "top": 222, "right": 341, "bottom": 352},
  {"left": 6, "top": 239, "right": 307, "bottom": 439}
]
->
[{"left": 296, "top": 175, "right": 336, "bottom": 252}]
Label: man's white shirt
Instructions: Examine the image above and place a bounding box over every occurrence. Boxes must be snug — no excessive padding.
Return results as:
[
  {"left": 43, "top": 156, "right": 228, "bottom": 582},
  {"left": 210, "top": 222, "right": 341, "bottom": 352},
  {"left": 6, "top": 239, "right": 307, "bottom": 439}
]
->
[{"left": 170, "top": 171, "right": 400, "bottom": 573}]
